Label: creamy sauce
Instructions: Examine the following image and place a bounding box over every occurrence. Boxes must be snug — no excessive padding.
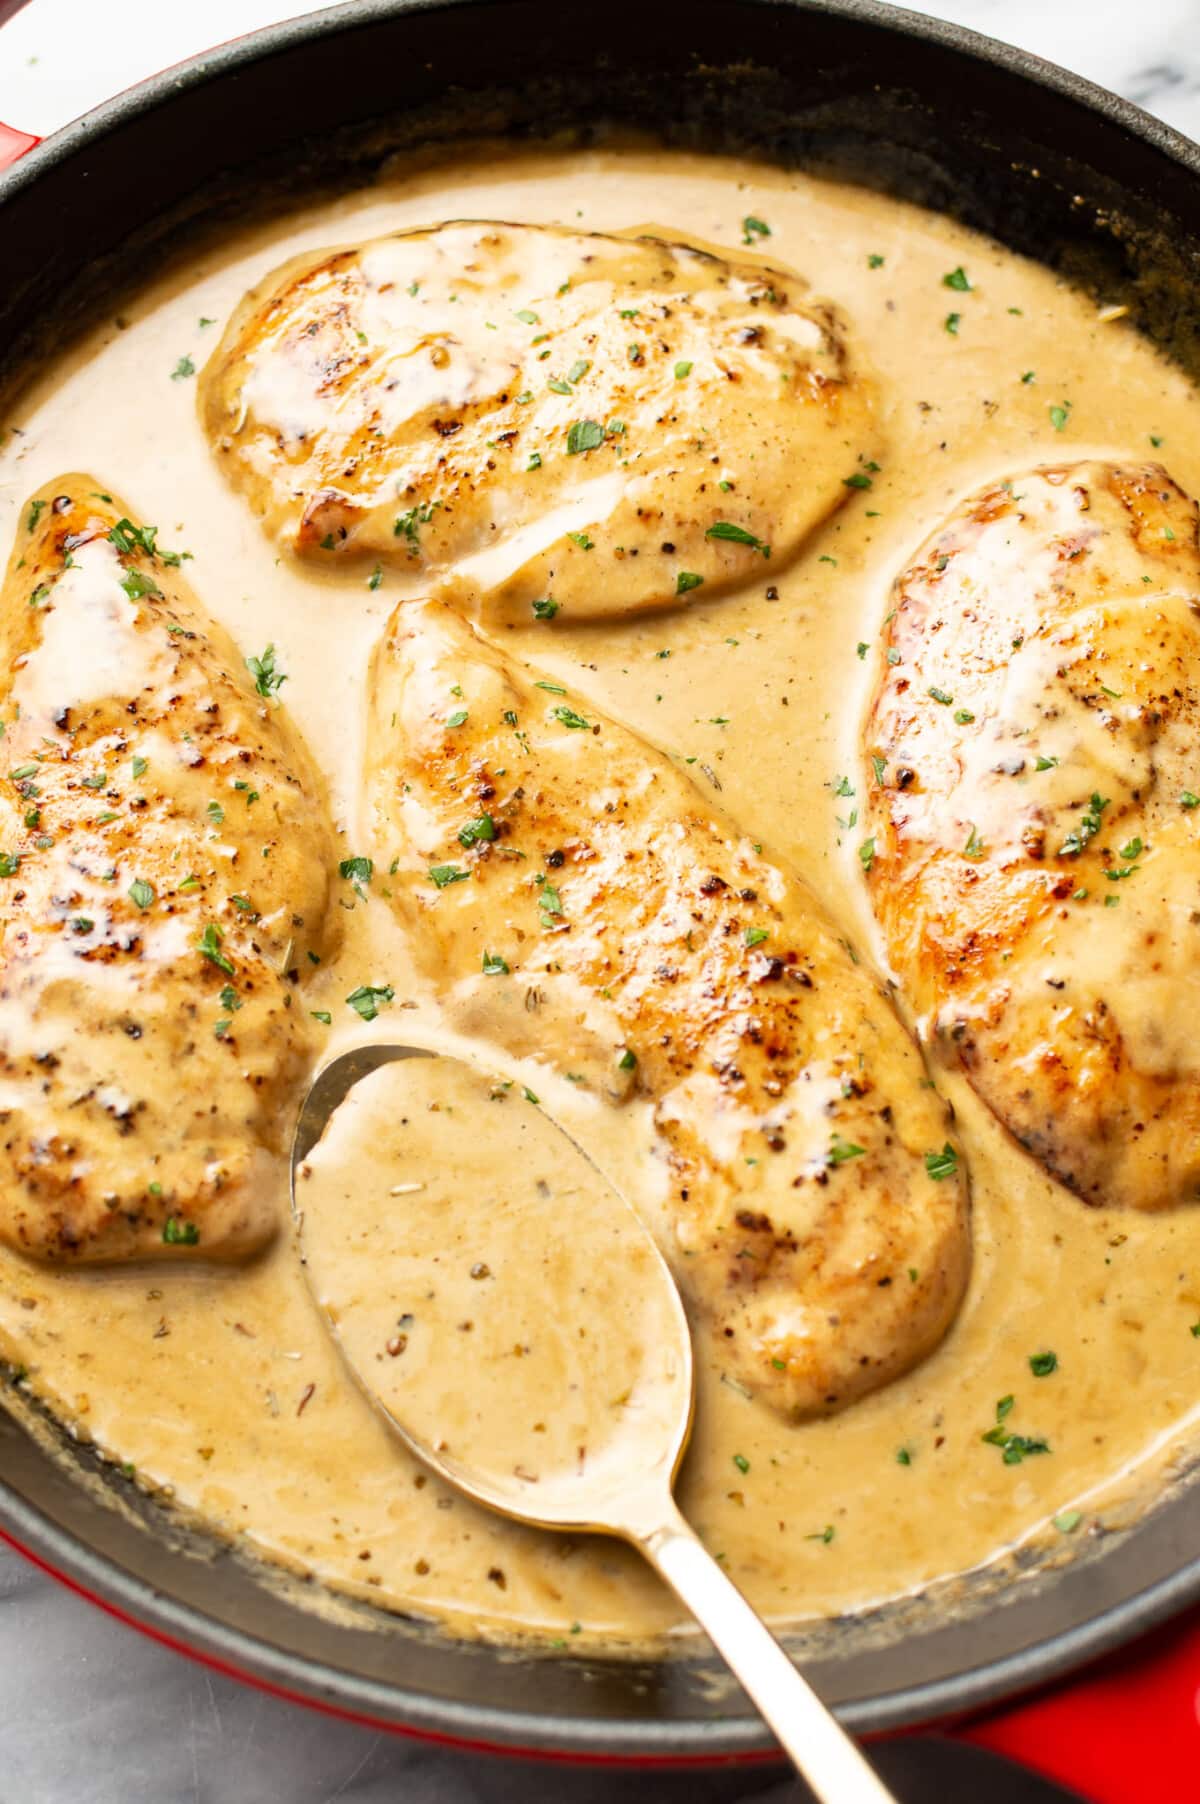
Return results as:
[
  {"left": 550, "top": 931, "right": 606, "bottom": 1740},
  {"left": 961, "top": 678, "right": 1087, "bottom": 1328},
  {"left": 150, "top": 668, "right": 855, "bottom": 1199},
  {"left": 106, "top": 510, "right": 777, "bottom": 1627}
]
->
[{"left": 0, "top": 142, "right": 1199, "bottom": 1648}]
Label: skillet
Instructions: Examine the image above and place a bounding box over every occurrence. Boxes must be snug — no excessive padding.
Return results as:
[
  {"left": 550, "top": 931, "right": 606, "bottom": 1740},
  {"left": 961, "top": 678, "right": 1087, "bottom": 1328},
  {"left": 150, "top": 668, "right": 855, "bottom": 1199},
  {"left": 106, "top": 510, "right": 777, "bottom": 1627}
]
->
[{"left": 0, "top": 0, "right": 1199, "bottom": 1758}]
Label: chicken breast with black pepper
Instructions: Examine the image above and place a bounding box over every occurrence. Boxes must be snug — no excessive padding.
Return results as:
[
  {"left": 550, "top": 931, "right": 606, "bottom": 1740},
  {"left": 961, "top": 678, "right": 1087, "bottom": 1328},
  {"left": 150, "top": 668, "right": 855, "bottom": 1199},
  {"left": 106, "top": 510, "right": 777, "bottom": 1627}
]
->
[
  {"left": 864, "top": 460, "right": 1200, "bottom": 1210},
  {"left": 365, "top": 597, "right": 968, "bottom": 1417},
  {"left": 0, "top": 479, "right": 336, "bottom": 1262},
  {"left": 200, "top": 221, "right": 877, "bottom": 624}
]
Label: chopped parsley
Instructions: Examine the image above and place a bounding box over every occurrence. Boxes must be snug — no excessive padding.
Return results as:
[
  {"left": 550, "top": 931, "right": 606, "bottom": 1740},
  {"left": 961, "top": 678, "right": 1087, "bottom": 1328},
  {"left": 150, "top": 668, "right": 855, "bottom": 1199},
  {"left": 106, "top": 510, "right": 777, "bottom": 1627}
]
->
[
  {"left": 924, "top": 1144, "right": 958, "bottom": 1182},
  {"left": 26, "top": 498, "right": 46, "bottom": 534},
  {"left": 446, "top": 708, "right": 469, "bottom": 728},
  {"left": 945, "top": 312, "right": 961, "bottom": 335},
  {"left": 676, "top": 571, "right": 704, "bottom": 595},
  {"left": 367, "top": 563, "right": 383, "bottom": 591},
  {"left": 197, "top": 922, "right": 235, "bottom": 978},
  {"left": 481, "top": 950, "right": 510, "bottom": 976},
  {"left": 1049, "top": 402, "right": 1071, "bottom": 432},
  {"left": 618, "top": 1048, "right": 637, "bottom": 1071},
  {"left": 827, "top": 1136, "right": 866, "bottom": 1166},
  {"left": 674, "top": 360, "right": 693, "bottom": 380},
  {"left": 705, "top": 521, "right": 770, "bottom": 557},
  {"left": 927, "top": 686, "right": 953, "bottom": 705},
  {"left": 1029, "top": 1351, "right": 1058, "bottom": 1377},
  {"left": 1053, "top": 1510, "right": 1083, "bottom": 1535},
  {"left": 942, "top": 266, "right": 971, "bottom": 292},
  {"left": 532, "top": 597, "right": 559, "bottom": 620},
  {"left": 120, "top": 569, "right": 161, "bottom": 602},
  {"left": 457, "top": 814, "right": 496, "bottom": 847},
  {"left": 128, "top": 878, "right": 155, "bottom": 911},
  {"left": 1059, "top": 792, "right": 1108, "bottom": 857},
  {"left": 858, "top": 837, "right": 875, "bottom": 874},
  {"left": 170, "top": 355, "right": 195, "bottom": 381},
  {"left": 741, "top": 215, "right": 771, "bottom": 244},
  {"left": 428, "top": 863, "right": 469, "bottom": 888},
  {"left": 536, "top": 877, "right": 563, "bottom": 926},
  {"left": 162, "top": 1217, "right": 200, "bottom": 1245},
  {"left": 394, "top": 501, "right": 438, "bottom": 549},
  {"left": 843, "top": 471, "right": 873, "bottom": 491},
  {"left": 566, "top": 419, "right": 604, "bottom": 455},
  {"left": 345, "top": 983, "right": 394, "bottom": 1022},
  {"left": 732, "top": 1452, "right": 750, "bottom": 1474},
  {"left": 338, "top": 855, "right": 374, "bottom": 884},
  {"left": 744, "top": 926, "right": 769, "bottom": 948},
  {"left": 109, "top": 519, "right": 159, "bottom": 558},
  {"left": 551, "top": 704, "right": 590, "bottom": 730},
  {"left": 246, "top": 644, "right": 287, "bottom": 698},
  {"left": 981, "top": 1394, "right": 1050, "bottom": 1465}
]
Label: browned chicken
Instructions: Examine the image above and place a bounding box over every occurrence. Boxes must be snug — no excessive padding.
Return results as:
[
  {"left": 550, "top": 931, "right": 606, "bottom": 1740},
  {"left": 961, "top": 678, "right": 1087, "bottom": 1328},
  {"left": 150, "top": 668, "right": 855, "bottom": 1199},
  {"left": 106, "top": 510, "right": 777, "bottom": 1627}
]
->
[
  {"left": 200, "top": 221, "right": 877, "bottom": 625},
  {"left": 0, "top": 479, "right": 336, "bottom": 1262},
  {"left": 865, "top": 460, "right": 1200, "bottom": 1210},
  {"left": 365, "top": 598, "right": 969, "bottom": 1417}
]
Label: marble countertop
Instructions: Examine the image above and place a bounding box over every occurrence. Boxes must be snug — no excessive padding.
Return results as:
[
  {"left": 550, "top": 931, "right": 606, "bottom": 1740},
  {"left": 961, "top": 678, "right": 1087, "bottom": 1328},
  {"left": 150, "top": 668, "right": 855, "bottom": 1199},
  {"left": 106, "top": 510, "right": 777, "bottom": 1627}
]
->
[{"left": 0, "top": 4, "right": 1196, "bottom": 1800}]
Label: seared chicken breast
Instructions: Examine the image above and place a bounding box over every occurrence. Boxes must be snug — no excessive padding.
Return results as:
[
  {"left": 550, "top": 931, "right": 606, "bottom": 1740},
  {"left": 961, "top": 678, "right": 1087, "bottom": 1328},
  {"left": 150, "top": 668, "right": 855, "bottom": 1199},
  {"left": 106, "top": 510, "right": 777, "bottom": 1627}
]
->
[
  {"left": 865, "top": 461, "right": 1200, "bottom": 1210},
  {"left": 200, "top": 221, "right": 876, "bottom": 625},
  {"left": 0, "top": 479, "right": 335, "bottom": 1262},
  {"left": 366, "top": 599, "right": 968, "bottom": 1416}
]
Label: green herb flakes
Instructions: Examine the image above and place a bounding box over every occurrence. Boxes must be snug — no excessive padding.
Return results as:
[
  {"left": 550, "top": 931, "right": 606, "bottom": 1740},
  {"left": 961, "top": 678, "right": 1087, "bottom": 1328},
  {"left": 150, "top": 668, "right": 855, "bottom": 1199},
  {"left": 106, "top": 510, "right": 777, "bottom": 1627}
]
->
[
  {"left": 345, "top": 983, "right": 395, "bottom": 1022},
  {"left": 924, "top": 1144, "right": 958, "bottom": 1181},
  {"left": 246, "top": 644, "right": 287, "bottom": 698}
]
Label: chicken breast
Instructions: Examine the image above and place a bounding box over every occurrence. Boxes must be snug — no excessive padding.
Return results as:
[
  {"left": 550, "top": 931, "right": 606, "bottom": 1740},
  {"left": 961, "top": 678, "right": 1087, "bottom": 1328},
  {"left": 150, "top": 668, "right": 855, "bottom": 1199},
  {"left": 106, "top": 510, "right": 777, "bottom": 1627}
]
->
[
  {"left": 0, "top": 478, "right": 336, "bottom": 1262},
  {"left": 200, "top": 221, "right": 876, "bottom": 625},
  {"left": 365, "top": 598, "right": 968, "bottom": 1416},
  {"left": 865, "top": 460, "right": 1200, "bottom": 1210}
]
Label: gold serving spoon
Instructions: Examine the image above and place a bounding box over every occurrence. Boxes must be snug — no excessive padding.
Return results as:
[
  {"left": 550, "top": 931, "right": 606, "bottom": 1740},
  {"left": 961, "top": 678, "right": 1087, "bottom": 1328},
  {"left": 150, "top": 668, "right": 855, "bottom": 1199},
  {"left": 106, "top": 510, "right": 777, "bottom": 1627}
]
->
[{"left": 291, "top": 1043, "right": 898, "bottom": 1804}]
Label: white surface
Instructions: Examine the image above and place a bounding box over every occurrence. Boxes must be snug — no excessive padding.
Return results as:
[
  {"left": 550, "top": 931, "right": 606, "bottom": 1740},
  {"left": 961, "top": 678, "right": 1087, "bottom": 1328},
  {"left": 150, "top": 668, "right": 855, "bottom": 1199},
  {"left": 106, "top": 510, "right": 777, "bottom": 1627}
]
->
[{"left": 0, "top": 3, "right": 1195, "bottom": 1800}]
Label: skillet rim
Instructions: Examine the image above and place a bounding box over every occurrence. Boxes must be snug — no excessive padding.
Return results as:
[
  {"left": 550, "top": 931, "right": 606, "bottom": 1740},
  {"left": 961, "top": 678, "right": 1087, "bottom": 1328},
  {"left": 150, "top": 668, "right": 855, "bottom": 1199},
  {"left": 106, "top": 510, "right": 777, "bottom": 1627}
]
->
[{"left": 1, "top": 0, "right": 1199, "bottom": 1757}]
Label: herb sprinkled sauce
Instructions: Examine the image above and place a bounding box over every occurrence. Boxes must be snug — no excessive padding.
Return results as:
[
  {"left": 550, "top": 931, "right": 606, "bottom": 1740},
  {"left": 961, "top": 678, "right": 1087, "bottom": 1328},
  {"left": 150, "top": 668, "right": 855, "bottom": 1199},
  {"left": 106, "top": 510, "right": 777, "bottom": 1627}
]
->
[{"left": 0, "top": 141, "right": 1197, "bottom": 1651}]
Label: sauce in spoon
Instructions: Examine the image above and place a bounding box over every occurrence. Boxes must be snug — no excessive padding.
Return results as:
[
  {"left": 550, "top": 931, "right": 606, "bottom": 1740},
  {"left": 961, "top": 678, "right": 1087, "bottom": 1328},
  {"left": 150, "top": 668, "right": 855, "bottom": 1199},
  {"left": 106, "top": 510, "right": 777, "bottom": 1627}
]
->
[{"left": 294, "top": 1051, "right": 691, "bottom": 1526}]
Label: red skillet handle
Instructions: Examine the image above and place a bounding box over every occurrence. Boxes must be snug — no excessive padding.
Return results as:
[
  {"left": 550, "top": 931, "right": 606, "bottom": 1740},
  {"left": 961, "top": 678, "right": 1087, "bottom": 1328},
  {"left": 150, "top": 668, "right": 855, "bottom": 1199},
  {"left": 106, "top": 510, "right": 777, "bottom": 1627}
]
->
[{"left": 0, "top": 121, "right": 39, "bottom": 168}]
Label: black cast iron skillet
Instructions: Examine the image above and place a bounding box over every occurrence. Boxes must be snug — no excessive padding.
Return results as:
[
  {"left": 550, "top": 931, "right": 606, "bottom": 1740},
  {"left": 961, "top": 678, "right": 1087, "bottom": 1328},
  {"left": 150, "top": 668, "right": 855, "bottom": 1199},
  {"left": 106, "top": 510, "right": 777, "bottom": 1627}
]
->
[{"left": 0, "top": 0, "right": 1199, "bottom": 1760}]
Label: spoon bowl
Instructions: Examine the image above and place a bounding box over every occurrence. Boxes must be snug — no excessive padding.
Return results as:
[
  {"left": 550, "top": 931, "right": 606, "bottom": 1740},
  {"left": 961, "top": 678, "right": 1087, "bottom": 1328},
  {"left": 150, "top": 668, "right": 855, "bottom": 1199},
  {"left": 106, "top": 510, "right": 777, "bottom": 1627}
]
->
[{"left": 291, "top": 1044, "right": 693, "bottom": 1537}]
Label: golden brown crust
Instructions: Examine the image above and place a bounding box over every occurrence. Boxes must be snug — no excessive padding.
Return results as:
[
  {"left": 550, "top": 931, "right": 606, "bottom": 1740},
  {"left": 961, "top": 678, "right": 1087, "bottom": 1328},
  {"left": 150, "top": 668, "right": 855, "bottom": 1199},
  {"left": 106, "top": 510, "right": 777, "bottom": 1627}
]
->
[
  {"left": 366, "top": 598, "right": 969, "bottom": 1416},
  {"left": 865, "top": 461, "right": 1200, "bottom": 1210},
  {"left": 0, "top": 477, "right": 337, "bottom": 1262},
  {"left": 200, "top": 220, "right": 877, "bottom": 624}
]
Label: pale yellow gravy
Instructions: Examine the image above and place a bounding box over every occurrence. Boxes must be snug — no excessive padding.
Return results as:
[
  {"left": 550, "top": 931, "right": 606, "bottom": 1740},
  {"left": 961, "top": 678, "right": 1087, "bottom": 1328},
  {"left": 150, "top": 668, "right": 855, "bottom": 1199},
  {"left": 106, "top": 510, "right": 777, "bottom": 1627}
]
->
[{"left": 0, "top": 141, "right": 1199, "bottom": 1650}]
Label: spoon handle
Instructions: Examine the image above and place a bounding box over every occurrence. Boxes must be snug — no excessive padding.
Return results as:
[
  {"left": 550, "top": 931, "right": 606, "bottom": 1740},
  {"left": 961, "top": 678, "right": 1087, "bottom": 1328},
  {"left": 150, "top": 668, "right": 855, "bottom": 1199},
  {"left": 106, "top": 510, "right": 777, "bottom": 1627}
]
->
[{"left": 639, "top": 1505, "right": 898, "bottom": 1804}]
